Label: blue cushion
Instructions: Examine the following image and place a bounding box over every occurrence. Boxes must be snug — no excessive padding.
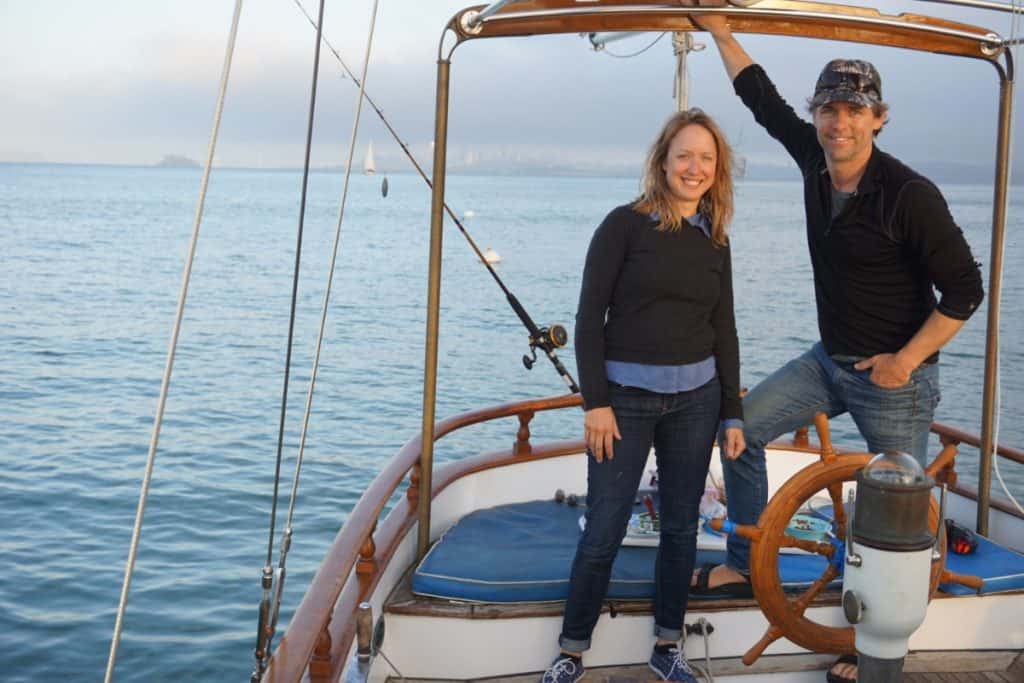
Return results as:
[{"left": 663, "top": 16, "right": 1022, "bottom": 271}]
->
[
  {"left": 413, "top": 500, "right": 1024, "bottom": 603},
  {"left": 940, "top": 533, "right": 1024, "bottom": 595},
  {"left": 412, "top": 499, "right": 836, "bottom": 603}
]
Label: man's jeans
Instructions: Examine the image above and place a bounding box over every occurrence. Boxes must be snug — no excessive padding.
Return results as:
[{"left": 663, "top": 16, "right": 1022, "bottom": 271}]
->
[
  {"left": 560, "top": 378, "right": 720, "bottom": 652},
  {"left": 722, "top": 342, "right": 940, "bottom": 573}
]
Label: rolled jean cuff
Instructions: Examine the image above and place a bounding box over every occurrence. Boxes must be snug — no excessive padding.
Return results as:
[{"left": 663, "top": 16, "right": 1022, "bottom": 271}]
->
[
  {"left": 558, "top": 635, "right": 591, "bottom": 653},
  {"left": 653, "top": 623, "right": 682, "bottom": 642}
]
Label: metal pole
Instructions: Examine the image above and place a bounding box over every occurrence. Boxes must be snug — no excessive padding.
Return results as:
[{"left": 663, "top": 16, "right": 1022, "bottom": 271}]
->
[
  {"left": 417, "top": 58, "right": 451, "bottom": 560},
  {"left": 977, "top": 71, "right": 1014, "bottom": 535},
  {"left": 856, "top": 654, "right": 904, "bottom": 682}
]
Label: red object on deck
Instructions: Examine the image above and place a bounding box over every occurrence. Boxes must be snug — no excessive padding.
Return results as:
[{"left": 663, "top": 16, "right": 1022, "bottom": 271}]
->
[{"left": 643, "top": 494, "right": 657, "bottom": 521}]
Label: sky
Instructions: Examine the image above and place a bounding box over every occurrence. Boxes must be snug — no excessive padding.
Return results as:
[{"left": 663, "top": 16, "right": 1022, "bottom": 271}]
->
[{"left": 2, "top": 0, "right": 1023, "bottom": 175}]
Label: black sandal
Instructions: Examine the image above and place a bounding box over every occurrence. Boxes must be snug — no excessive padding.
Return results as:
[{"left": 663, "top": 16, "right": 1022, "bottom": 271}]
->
[{"left": 689, "top": 562, "right": 753, "bottom": 599}]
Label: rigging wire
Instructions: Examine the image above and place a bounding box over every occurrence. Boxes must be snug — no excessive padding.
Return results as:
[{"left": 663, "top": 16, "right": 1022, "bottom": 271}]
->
[
  {"left": 103, "top": 2, "right": 246, "bottom": 682},
  {"left": 291, "top": 0, "right": 579, "bottom": 393},
  {"left": 990, "top": 0, "right": 1024, "bottom": 515},
  {"left": 252, "top": 0, "right": 328, "bottom": 678},
  {"left": 276, "top": 0, "right": 384, "bottom": 633},
  {"left": 601, "top": 31, "right": 667, "bottom": 58}
]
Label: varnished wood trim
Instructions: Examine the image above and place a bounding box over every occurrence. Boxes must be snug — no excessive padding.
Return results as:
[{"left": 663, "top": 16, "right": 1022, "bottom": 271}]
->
[
  {"left": 451, "top": 1, "right": 1002, "bottom": 61},
  {"left": 932, "top": 422, "right": 1024, "bottom": 467},
  {"left": 264, "top": 393, "right": 581, "bottom": 682}
]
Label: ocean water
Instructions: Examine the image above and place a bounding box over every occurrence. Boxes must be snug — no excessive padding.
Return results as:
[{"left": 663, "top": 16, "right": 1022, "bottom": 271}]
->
[{"left": 1, "top": 163, "right": 1022, "bottom": 681}]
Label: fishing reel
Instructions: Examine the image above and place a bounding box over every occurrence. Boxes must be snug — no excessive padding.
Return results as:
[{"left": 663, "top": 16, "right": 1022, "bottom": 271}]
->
[{"left": 522, "top": 324, "right": 569, "bottom": 369}]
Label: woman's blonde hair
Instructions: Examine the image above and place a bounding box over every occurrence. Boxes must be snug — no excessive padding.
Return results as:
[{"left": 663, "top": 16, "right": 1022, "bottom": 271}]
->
[{"left": 633, "top": 108, "right": 734, "bottom": 246}]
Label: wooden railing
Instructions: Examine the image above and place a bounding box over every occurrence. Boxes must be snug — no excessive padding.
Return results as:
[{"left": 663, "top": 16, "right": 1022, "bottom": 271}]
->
[
  {"left": 263, "top": 392, "right": 583, "bottom": 683},
  {"left": 262, "top": 391, "right": 1023, "bottom": 682},
  {"left": 929, "top": 422, "right": 1024, "bottom": 518}
]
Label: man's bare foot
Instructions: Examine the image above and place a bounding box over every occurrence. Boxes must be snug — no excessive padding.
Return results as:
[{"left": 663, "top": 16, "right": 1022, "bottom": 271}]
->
[
  {"left": 826, "top": 654, "right": 858, "bottom": 682},
  {"left": 690, "top": 564, "right": 746, "bottom": 589},
  {"left": 690, "top": 563, "right": 753, "bottom": 597}
]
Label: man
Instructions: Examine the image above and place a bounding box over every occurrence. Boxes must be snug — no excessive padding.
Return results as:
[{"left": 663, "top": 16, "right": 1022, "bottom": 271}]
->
[{"left": 690, "top": 11, "right": 984, "bottom": 683}]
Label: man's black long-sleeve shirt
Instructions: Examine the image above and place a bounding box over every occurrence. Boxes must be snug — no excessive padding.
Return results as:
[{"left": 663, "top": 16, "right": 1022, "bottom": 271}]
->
[
  {"left": 574, "top": 205, "right": 742, "bottom": 420},
  {"left": 734, "top": 65, "right": 984, "bottom": 361}
]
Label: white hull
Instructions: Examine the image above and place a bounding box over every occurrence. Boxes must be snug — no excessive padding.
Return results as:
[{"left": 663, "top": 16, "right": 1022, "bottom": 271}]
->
[{"left": 339, "top": 445, "right": 1024, "bottom": 681}]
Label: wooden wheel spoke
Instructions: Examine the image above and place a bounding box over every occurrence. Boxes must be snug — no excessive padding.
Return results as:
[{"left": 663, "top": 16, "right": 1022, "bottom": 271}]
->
[
  {"left": 709, "top": 518, "right": 762, "bottom": 543},
  {"left": 827, "top": 482, "right": 847, "bottom": 538},
  {"left": 790, "top": 564, "right": 840, "bottom": 617},
  {"left": 925, "top": 442, "right": 959, "bottom": 479},
  {"left": 743, "top": 624, "right": 784, "bottom": 666},
  {"left": 780, "top": 533, "right": 834, "bottom": 558},
  {"left": 940, "top": 568, "right": 984, "bottom": 591},
  {"left": 814, "top": 413, "right": 837, "bottom": 464}
]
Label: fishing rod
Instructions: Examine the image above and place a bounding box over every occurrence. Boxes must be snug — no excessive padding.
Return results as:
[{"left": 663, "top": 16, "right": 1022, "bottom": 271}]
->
[{"left": 291, "top": 0, "right": 579, "bottom": 394}]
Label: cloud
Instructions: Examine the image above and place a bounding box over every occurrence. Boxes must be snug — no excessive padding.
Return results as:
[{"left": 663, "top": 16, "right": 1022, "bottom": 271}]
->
[{"left": 2, "top": 0, "right": 1021, "bottom": 172}]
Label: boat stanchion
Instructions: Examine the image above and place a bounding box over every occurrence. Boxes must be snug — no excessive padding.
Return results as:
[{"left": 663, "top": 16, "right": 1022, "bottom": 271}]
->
[
  {"left": 356, "top": 602, "right": 373, "bottom": 659},
  {"left": 343, "top": 603, "right": 374, "bottom": 683},
  {"left": 841, "top": 451, "right": 936, "bottom": 682}
]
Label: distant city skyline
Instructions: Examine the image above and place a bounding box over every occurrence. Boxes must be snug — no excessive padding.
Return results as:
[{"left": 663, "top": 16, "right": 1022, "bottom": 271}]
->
[{"left": 3, "top": 1, "right": 1023, "bottom": 178}]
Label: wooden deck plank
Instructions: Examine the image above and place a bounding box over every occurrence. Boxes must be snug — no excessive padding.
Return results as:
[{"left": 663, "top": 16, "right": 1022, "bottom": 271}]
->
[{"left": 389, "top": 651, "right": 1023, "bottom": 682}]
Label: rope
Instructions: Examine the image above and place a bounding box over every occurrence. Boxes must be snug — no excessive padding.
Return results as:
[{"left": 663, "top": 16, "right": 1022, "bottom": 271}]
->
[
  {"left": 103, "top": 2, "right": 245, "bottom": 681},
  {"left": 602, "top": 31, "right": 667, "bottom": 58},
  {"left": 682, "top": 618, "right": 716, "bottom": 682}
]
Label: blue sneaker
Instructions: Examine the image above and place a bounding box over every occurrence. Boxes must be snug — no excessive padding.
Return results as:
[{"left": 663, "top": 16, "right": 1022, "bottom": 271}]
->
[
  {"left": 649, "top": 645, "right": 697, "bottom": 682},
  {"left": 539, "top": 654, "right": 584, "bottom": 683}
]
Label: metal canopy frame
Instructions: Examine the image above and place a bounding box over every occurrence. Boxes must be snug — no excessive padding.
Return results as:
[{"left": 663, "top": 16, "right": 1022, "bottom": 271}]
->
[{"left": 417, "top": 0, "right": 1016, "bottom": 558}]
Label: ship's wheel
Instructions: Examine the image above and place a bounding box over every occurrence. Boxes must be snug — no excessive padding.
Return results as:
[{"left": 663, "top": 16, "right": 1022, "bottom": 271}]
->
[{"left": 711, "top": 413, "right": 984, "bottom": 664}]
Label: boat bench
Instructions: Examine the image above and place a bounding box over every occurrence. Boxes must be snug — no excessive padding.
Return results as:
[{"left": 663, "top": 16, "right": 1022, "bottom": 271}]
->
[{"left": 406, "top": 499, "right": 1024, "bottom": 606}]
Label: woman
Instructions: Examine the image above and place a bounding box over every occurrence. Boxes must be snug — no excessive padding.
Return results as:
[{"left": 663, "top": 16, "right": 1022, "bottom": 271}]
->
[{"left": 540, "top": 109, "right": 745, "bottom": 683}]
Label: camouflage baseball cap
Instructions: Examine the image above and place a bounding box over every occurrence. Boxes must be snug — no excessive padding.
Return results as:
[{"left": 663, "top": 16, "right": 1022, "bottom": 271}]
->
[{"left": 810, "top": 59, "right": 883, "bottom": 109}]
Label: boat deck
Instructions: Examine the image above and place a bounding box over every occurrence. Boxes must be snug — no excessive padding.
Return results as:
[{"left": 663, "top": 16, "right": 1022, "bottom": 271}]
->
[
  {"left": 385, "top": 650, "right": 1024, "bottom": 682},
  {"left": 385, "top": 569, "right": 1024, "bottom": 681}
]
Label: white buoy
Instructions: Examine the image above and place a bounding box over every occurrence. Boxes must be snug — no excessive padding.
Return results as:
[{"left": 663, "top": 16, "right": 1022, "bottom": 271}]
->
[{"left": 482, "top": 247, "right": 501, "bottom": 264}]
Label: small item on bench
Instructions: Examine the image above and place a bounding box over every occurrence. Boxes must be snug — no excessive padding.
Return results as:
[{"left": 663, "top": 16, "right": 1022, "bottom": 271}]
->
[
  {"left": 699, "top": 486, "right": 727, "bottom": 537},
  {"left": 553, "top": 489, "right": 583, "bottom": 506},
  {"left": 786, "top": 512, "right": 831, "bottom": 542},
  {"left": 946, "top": 518, "right": 978, "bottom": 555},
  {"left": 643, "top": 494, "right": 658, "bottom": 521}
]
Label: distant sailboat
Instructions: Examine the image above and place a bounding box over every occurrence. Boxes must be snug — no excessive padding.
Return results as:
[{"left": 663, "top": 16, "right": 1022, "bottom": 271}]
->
[{"left": 363, "top": 141, "right": 377, "bottom": 175}]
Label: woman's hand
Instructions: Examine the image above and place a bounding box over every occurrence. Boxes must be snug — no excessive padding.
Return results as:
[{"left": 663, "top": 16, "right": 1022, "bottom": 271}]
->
[
  {"left": 721, "top": 426, "right": 746, "bottom": 460},
  {"left": 584, "top": 406, "right": 621, "bottom": 463}
]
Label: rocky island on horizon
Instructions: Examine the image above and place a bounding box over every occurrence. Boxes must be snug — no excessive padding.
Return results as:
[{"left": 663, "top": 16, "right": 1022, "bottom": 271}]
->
[{"left": 155, "top": 154, "right": 200, "bottom": 168}]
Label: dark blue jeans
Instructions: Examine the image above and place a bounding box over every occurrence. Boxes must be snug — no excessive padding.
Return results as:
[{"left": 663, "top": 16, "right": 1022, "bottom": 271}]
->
[
  {"left": 722, "top": 342, "right": 941, "bottom": 573},
  {"left": 559, "top": 378, "right": 721, "bottom": 652}
]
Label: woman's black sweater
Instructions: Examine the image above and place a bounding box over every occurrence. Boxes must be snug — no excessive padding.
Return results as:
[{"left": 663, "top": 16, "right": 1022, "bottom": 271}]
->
[{"left": 574, "top": 204, "right": 742, "bottom": 420}]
